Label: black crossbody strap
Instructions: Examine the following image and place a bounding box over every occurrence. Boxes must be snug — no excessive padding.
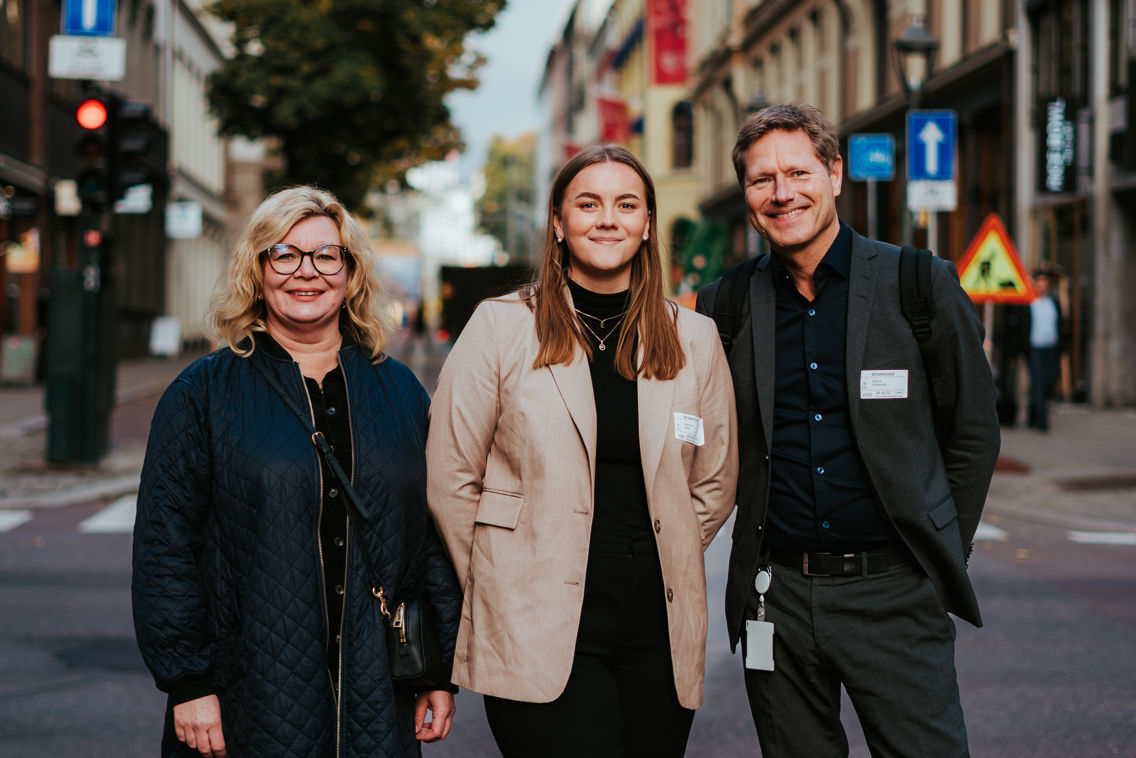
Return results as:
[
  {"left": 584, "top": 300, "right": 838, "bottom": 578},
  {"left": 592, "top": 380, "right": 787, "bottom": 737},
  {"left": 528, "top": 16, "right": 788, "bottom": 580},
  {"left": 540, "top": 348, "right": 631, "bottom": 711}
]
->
[
  {"left": 247, "top": 350, "right": 395, "bottom": 620},
  {"left": 713, "top": 254, "right": 762, "bottom": 356}
]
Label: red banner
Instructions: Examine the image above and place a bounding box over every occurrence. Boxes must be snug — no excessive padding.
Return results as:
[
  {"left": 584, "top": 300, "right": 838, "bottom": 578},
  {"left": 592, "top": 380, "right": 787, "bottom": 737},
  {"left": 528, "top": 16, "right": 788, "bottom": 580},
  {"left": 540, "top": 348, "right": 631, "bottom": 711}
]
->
[
  {"left": 649, "top": 0, "right": 688, "bottom": 85},
  {"left": 596, "top": 97, "right": 630, "bottom": 144}
]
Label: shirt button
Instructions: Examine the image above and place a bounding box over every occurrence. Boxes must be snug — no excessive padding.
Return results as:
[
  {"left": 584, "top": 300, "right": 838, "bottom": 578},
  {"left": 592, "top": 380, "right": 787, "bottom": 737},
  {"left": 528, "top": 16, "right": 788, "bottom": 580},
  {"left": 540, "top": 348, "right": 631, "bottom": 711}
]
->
[
  {"left": 814, "top": 413, "right": 823, "bottom": 421},
  {"left": 335, "top": 634, "right": 341, "bottom": 643},
  {"left": 808, "top": 309, "right": 816, "bottom": 316},
  {"left": 335, "top": 584, "right": 344, "bottom": 595},
  {"left": 327, "top": 407, "right": 337, "bottom": 416},
  {"left": 666, "top": 588, "right": 674, "bottom": 602},
  {"left": 822, "top": 521, "right": 830, "bottom": 529},
  {"left": 334, "top": 537, "right": 345, "bottom": 547},
  {"left": 810, "top": 362, "right": 818, "bottom": 370},
  {"left": 654, "top": 519, "right": 662, "bottom": 534},
  {"left": 329, "top": 488, "right": 339, "bottom": 498},
  {"left": 817, "top": 466, "right": 825, "bottom": 475}
]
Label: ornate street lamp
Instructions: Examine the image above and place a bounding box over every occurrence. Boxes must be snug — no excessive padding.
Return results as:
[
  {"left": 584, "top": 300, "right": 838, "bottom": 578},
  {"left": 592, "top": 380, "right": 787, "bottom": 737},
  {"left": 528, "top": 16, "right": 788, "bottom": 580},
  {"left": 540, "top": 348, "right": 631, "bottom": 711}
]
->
[
  {"left": 892, "top": 16, "right": 939, "bottom": 108},
  {"left": 746, "top": 92, "right": 770, "bottom": 117}
]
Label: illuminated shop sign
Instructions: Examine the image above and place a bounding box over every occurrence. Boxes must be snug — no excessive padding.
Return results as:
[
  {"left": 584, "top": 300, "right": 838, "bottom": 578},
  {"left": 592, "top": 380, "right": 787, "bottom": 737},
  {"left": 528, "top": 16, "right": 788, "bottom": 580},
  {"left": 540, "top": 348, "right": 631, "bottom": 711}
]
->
[{"left": 1040, "top": 97, "right": 1075, "bottom": 193}]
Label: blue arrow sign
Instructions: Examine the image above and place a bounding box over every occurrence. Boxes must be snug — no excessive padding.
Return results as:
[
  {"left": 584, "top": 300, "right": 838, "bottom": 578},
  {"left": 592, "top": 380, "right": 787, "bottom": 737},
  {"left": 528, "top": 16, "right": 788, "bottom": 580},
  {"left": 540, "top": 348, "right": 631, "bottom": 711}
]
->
[
  {"left": 62, "top": 0, "right": 117, "bottom": 37},
  {"left": 907, "top": 110, "right": 956, "bottom": 181},
  {"left": 848, "top": 134, "right": 895, "bottom": 181}
]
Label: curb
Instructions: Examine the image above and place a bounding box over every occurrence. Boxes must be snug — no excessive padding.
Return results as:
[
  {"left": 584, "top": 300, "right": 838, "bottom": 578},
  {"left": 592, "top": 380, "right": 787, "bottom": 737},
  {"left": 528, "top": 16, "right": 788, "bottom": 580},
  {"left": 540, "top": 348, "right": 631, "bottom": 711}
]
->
[
  {"left": 0, "top": 473, "right": 141, "bottom": 510},
  {"left": 984, "top": 497, "right": 1136, "bottom": 534}
]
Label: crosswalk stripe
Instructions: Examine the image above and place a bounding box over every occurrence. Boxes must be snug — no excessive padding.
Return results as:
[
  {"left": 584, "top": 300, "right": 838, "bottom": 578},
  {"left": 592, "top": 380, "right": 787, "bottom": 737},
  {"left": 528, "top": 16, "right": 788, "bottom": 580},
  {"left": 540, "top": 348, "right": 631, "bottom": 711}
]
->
[
  {"left": 0, "top": 510, "right": 32, "bottom": 533},
  {"left": 1067, "top": 531, "right": 1136, "bottom": 546},
  {"left": 973, "top": 521, "right": 1008, "bottom": 541},
  {"left": 78, "top": 494, "right": 137, "bottom": 534}
]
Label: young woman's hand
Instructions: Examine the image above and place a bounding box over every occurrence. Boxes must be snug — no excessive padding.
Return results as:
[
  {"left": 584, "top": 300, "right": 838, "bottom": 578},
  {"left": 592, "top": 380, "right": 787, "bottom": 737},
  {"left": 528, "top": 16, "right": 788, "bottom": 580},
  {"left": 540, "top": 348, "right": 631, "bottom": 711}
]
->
[
  {"left": 173, "top": 694, "right": 226, "bottom": 757},
  {"left": 414, "top": 690, "right": 456, "bottom": 742}
]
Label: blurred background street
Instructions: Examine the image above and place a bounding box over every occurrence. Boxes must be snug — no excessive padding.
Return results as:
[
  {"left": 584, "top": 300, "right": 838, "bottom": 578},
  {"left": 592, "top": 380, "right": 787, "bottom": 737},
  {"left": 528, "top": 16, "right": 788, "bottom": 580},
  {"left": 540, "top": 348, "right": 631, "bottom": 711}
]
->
[{"left": 2, "top": 0, "right": 1136, "bottom": 754}]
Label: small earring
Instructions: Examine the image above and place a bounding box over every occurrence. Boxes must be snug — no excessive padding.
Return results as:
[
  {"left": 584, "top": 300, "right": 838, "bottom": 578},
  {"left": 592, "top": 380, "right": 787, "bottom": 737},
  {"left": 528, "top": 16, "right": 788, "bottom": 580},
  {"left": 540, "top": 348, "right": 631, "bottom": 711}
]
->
[
  {"left": 256, "top": 294, "right": 263, "bottom": 300},
  {"left": 341, "top": 299, "right": 347, "bottom": 309},
  {"left": 556, "top": 236, "right": 563, "bottom": 243}
]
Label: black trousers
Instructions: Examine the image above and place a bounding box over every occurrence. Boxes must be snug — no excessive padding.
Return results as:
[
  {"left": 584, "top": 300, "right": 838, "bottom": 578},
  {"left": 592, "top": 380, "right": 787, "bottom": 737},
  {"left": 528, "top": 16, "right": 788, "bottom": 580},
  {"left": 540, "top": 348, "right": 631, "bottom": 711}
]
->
[
  {"left": 743, "top": 559, "right": 968, "bottom": 758},
  {"left": 1029, "top": 346, "right": 1061, "bottom": 430},
  {"left": 484, "top": 536, "right": 695, "bottom": 758}
]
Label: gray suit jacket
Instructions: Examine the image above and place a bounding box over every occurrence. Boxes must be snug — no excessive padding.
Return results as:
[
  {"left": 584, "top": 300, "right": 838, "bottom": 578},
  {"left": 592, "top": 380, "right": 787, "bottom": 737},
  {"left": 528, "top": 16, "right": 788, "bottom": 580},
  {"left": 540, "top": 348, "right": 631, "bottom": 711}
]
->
[{"left": 696, "top": 230, "right": 1000, "bottom": 650}]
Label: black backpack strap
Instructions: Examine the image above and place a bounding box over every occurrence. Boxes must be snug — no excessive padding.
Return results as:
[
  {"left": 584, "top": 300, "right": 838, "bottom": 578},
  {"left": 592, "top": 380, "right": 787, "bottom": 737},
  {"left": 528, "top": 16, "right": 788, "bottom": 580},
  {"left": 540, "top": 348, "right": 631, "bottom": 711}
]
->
[
  {"left": 898, "top": 246, "right": 953, "bottom": 441},
  {"left": 713, "top": 255, "right": 763, "bottom": 356}
]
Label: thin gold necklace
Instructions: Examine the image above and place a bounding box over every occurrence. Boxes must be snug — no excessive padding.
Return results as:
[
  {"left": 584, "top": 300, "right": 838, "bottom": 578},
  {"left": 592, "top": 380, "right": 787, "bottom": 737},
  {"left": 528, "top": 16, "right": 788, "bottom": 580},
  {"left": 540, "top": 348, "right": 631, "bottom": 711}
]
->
[
  {"left": 576, "top": 313, "right": 624, "bottom": 351},
  {"left": 573, "top": 307, "right": 627, "bottom": 331}
]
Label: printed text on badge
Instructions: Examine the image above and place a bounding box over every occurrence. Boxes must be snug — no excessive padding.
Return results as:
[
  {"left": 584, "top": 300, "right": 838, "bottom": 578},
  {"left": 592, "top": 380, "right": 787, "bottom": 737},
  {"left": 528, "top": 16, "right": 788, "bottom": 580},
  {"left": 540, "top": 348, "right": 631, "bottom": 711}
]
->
[
  {"left": 674, "top": 413, "right": 705, "bottom": 446},
  {"left": 860, "top": 369, "right": 909, "bottom": 399}
]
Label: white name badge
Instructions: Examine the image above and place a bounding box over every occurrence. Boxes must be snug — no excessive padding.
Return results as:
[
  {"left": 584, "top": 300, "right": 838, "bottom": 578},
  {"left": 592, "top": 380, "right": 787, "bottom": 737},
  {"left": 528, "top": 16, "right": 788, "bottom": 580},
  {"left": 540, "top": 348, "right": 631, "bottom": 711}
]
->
[
  {"left": 860, "top": 369, "right": 909, "bottom": 399},
  {"left": 673, "top": 412, "right": 705, "bottom": 446},
  {"left": 745, "top": 620, "right": 775, "bottom": 671}
]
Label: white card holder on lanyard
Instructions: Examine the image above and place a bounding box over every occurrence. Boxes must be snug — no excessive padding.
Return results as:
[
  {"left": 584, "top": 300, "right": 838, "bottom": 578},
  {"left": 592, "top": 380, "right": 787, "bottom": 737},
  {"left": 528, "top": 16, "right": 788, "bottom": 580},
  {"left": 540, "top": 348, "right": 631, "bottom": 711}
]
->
[{"left": 745, "top": 566, "right": 775, "bottom": 671}]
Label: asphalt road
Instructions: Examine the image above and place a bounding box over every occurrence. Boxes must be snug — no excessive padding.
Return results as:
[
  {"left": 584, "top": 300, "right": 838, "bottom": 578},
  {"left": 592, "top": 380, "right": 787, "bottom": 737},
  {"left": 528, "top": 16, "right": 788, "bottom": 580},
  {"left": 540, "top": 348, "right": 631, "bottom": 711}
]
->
[{"left": 1, "top": 503, "right": 1134, "bottom": 757}]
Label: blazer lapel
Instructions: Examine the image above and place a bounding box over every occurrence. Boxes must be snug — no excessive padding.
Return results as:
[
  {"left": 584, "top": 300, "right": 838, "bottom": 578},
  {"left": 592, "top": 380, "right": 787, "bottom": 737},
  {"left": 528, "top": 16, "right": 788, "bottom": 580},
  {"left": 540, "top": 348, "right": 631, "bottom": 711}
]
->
[
  {"left": 637, "top": 356, "right": 674, "bottom": 503},
  {"left": 548, "top": 354, "right": 598, "bottom": 487},
  {"left": 845, "top": 232, "right": 880, "bottom": 429},
  {"left": 750, "top": 258, "right": 777, "bottom": 449}
]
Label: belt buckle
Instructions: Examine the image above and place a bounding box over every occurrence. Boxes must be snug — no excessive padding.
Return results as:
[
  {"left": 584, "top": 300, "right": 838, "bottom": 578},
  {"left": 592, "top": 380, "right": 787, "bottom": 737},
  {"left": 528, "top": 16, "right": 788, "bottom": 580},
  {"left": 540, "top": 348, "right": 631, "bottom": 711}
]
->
[{"left": 802, "top": 553, "right": 813, "bottom": 576}]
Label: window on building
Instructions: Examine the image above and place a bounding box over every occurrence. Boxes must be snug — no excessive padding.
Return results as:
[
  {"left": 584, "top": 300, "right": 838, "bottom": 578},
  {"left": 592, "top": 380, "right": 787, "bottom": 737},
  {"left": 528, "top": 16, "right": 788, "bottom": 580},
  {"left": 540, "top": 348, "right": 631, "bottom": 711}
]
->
[
  {"left": 673, "top": 101, "right": 694, "bottom": 169},
  {"left": 1109, "top": 0, "right": 1134, "bottom": 93},
  {"left": 0, "top": 0, "right": 25, "bottom": 70},
  {"left": 1032, "top": 0, "right": 1091, "bottom": 104}
]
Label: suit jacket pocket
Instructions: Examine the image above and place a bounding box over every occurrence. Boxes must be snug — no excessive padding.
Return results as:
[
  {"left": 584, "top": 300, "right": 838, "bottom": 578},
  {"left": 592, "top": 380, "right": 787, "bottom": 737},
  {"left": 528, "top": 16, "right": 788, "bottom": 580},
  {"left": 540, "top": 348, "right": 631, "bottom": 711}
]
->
[
  {"left": 475, "top": 489, "right": 524, "bottom": 530},
  {"left": 928, "top": 494, "right": 958, "bottom": 530},
  {"left": 863, "top": 337, "right": 918, "bottom": 368}
]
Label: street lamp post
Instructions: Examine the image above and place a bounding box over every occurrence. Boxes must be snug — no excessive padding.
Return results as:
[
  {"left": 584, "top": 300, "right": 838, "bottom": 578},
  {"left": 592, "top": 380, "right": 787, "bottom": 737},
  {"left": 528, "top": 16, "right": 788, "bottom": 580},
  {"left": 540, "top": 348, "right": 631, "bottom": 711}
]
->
[{"left": 893, "top": 16, "right": 939, "bottom": 248}]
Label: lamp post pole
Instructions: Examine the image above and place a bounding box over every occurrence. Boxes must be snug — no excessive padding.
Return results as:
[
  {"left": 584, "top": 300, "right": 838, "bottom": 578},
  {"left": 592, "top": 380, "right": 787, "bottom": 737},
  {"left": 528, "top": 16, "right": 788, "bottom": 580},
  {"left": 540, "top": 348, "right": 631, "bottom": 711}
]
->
[{"left": 893, "top": 16, "right": 938, "bottom": 248}]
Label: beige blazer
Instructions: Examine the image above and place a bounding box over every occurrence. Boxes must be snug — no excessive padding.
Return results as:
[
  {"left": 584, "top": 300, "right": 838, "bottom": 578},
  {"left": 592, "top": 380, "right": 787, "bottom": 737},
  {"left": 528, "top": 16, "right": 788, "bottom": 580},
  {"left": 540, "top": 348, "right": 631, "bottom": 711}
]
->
[{"left": 426, "top": 291, "right": 738, "bottom": 709}]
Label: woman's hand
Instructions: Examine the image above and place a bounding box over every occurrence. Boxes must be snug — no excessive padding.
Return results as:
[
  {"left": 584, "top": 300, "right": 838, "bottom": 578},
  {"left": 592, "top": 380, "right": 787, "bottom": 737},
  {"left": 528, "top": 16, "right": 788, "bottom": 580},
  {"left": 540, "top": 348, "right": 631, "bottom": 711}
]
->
[
  {"left": 173, "top": 695, "right": 226, "bottom": 757},
  {"left": 414, "top": 690, "right": 456, "bottom": 742}
]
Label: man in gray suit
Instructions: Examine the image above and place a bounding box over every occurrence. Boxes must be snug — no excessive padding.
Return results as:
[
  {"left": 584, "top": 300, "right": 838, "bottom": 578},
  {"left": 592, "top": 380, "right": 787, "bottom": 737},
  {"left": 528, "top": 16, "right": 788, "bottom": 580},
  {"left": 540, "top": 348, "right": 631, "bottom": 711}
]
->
[{"left": 696, "top": 104, "right": 999, "bottom": 757}]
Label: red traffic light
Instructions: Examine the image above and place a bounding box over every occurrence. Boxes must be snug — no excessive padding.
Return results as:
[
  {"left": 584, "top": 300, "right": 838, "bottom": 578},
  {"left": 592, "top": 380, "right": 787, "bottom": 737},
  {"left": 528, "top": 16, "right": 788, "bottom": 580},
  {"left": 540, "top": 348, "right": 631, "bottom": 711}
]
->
[{"left": 77, "top": 99, "right": 108, "bottom": 130}]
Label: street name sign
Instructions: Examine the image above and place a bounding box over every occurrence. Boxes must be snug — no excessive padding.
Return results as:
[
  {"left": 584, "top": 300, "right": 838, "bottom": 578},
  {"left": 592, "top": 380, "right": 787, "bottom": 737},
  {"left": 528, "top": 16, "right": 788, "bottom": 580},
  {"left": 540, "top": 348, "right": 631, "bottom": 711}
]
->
[
  {"left": 63, "top": 0, "right": 117, "bottom": 36},
  {"left": 848, "top": 134, "right": 895, "bottom": 181},
  {"left": 956, "top": 213, "right": 1038, "bottom": 305},
  {"left": 49, "top": 35, "right": 126, "bottom": 80}
]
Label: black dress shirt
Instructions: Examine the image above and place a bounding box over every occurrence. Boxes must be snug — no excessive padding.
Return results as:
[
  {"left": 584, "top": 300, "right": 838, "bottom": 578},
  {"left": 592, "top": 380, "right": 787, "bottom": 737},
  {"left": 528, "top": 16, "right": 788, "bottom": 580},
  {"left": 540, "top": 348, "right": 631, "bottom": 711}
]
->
[
  {"left": 567, "top": 279, "right": 654, "bottom": 552},
  {"left": 764, "top": 222, "right": 896, "bottom": 553}
]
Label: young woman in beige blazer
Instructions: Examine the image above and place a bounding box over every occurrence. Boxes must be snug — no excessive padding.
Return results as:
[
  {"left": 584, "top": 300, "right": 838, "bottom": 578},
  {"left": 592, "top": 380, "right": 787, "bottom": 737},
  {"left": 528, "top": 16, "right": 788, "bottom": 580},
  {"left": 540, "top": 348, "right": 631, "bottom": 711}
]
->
[{"left": 427, "top": 144, "right": 738, "bottom": 758}]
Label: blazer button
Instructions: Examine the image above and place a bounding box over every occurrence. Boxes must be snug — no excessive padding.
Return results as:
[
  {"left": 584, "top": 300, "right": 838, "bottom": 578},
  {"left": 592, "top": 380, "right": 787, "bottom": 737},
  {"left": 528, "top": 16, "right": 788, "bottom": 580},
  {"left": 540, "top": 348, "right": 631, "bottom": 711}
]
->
[
  {"left": 654, "top": 519, "right": 661, "bottom": 534},
  {"left": 666, "top": 588, "right": 674, "bottom": 602}
]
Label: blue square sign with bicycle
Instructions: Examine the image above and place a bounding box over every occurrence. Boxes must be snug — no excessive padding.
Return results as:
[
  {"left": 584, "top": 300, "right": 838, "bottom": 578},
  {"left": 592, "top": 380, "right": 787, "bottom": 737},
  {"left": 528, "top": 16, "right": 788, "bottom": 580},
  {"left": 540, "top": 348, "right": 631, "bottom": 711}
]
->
[{"left": 848, "top": 134, "right": 895, "bottom": 181}]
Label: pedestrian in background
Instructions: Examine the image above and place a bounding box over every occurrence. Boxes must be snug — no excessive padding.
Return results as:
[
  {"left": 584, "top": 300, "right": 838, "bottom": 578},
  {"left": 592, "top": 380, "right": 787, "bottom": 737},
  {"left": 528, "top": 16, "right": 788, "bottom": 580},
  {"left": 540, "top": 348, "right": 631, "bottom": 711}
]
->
[
  {"left": 1026, "top": 272, "right": 1065, "bottom": 431},
  {"left": 427, "top": 144, "right": 738, "bottom": 758},
  {"left": 132, "top": 187, "right": 462, "bottom": 758},
  {"left": 696, "top": 105, "right": 1000, "bottom": 757}
]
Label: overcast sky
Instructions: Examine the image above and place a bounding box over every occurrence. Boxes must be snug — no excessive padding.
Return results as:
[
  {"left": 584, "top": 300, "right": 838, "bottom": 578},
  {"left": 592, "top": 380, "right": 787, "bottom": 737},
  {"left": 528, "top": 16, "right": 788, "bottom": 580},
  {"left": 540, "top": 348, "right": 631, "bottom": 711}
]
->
[{"left": 447, "top": 0, "right": 571, "bottom": 182}]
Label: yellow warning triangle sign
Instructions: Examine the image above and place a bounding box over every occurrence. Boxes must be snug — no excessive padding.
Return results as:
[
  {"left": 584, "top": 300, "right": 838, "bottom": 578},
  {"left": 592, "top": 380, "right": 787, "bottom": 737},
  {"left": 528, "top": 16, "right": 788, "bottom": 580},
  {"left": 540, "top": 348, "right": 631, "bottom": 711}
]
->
[{"left": 956, "top": 214, "right": 1037, "bottom": 304}]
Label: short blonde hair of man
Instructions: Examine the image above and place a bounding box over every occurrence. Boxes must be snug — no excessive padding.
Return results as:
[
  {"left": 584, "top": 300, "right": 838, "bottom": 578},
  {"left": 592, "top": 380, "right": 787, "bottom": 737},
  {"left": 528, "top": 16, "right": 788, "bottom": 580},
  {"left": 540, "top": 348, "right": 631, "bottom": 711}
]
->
[{"left": 211, "top": 186, "right": 394, "bottom": 362}]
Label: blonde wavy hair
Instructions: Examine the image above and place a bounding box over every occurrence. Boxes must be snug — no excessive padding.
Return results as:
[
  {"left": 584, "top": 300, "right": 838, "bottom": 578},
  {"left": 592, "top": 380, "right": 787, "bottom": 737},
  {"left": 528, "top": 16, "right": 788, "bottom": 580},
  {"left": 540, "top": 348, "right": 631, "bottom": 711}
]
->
[{"left": 210, "top": 186, "right": 394, "bottom": 361}]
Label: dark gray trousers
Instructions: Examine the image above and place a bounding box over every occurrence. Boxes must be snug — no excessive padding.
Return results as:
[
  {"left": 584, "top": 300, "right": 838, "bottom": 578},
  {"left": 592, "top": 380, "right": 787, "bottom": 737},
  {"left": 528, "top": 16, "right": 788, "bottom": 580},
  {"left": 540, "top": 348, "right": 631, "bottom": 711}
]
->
[{"left": 742, "top": 559, "right": 969, "bottom": 758}]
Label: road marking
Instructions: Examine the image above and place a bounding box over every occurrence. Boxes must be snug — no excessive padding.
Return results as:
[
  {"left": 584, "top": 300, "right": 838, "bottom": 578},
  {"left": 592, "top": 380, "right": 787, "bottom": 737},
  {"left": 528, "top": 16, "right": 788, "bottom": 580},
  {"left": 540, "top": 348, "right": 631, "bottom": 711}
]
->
[
  {"left": 974, "top": 521, "right": 1008, "bottom": 541},
  {"left": 78, "top": 494, "right": 136, "bottom": 534},
  {"left": 1067, "top": 531, "right": 1136, "bottom": 546},
  {"left": 0, "top": 510, "right": 32, "bottom": 533}
]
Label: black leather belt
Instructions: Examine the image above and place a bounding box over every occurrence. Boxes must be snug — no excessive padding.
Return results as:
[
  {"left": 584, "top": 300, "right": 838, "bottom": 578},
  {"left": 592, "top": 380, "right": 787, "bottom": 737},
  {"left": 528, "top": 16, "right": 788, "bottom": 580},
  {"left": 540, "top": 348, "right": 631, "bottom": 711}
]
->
[{"left": 769, "top": 546, "right": 908, "bottom": 577}]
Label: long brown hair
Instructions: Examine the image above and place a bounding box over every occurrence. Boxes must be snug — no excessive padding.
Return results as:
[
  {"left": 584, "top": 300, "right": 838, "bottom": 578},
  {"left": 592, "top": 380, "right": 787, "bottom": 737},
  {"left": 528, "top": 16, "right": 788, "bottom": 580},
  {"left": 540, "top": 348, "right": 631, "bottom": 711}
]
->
[{"left": 525, "top": 144, "right": 684, "bottom": 381}]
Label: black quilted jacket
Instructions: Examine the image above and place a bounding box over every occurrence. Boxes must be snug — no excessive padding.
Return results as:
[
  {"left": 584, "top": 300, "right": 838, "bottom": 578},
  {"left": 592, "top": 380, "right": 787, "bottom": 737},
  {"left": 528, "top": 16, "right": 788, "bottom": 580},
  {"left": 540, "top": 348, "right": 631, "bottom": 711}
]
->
[{"left": 132, "top": 339, "right": 462, "bottom": 758}]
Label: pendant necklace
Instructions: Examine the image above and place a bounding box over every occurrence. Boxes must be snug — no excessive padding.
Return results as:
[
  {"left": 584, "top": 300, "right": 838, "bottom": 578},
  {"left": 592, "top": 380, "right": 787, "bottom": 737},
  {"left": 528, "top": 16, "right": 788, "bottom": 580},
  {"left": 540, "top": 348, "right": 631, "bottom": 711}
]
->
[
  {"left": 573, "top": 307, "right": 627, "bottom": 331},
  {"left": 576, "top": 314, "right": 624, "bottom": 351}
]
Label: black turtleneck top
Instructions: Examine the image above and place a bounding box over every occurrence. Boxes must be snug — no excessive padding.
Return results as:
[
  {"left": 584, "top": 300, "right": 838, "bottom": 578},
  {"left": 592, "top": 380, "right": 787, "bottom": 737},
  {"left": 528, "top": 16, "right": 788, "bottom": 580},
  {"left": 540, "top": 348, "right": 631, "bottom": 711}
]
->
[{"left": 566, "top": 278, "right": 654, "bottom": 552}]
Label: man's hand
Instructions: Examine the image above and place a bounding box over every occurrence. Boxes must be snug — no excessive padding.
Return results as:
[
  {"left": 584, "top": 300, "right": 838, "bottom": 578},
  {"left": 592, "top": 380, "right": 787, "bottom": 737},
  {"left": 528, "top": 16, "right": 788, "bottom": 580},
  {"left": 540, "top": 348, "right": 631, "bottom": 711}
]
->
[
  {"left": 414, "top": 690, "right": 456, "bottom": 742},
  {"left": 173, "top": 695, "right": 226, "bottom": 757}
]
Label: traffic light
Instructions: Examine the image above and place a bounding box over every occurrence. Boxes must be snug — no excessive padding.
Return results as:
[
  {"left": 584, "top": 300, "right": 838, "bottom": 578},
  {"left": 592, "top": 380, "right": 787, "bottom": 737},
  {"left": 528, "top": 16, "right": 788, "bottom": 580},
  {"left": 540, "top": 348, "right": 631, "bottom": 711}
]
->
[
  {"left": 74, "top": 94, "right": 114, "bottom": 207},
  {"left": 114, "top": 99, "right": 166, "bottom": 201}
]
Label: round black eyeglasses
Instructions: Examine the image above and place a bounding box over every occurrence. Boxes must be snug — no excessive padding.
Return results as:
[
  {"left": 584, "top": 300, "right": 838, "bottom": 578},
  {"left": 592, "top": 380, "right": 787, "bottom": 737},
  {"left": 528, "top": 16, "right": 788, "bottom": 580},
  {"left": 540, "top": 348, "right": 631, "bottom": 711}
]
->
[{"left": 262, "top": 244, "right": 349, "bottom": 276}]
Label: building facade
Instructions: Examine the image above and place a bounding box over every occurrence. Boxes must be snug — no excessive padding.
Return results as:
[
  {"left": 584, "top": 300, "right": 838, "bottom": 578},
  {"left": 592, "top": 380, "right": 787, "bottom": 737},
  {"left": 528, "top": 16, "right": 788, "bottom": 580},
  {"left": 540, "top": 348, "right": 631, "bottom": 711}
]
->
[{"left": 687, "top": 0, "right": 1136, "bottom": 406}]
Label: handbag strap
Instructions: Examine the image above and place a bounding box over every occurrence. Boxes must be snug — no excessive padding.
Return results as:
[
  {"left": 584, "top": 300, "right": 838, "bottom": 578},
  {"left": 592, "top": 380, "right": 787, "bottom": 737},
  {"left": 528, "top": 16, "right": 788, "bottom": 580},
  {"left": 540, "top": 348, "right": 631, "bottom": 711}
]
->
[{"left": 248, "top": 349, "right": 396, "bottom": 622}]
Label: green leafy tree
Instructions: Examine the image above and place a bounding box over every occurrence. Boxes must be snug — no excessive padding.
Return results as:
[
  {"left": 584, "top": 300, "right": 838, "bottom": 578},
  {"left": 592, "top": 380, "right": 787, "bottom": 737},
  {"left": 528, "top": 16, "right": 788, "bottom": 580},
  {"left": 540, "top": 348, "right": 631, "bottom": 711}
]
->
[
  {"left": 476, "top": 132, "right": 535, "bottom": 259},
  {"left": 206, "top": 0, "right": 505, "bottom": 209}
]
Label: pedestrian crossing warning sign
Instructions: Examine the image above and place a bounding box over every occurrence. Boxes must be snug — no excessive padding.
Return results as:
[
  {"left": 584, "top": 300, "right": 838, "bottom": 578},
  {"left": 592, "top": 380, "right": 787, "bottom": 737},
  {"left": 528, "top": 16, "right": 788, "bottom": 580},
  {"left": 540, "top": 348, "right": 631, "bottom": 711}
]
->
[{"left": 956, "top": 213, "right": 1037, "bottom": 304}]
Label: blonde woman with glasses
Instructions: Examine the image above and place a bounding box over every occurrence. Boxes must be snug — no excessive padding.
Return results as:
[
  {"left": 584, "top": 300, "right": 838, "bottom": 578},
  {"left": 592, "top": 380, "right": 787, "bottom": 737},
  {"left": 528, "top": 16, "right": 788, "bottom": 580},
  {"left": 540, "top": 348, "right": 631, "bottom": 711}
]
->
[
  {"left": 132, "top": 186, "right": 462, "bottom": 758},
  {"left": 427, "top": 145, "right": 739, "bottom": 758}
]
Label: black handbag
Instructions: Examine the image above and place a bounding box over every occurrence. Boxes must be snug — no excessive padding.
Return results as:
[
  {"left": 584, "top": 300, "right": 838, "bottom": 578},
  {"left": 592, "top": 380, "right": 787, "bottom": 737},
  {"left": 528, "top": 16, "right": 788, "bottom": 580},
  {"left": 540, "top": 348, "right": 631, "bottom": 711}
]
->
[{"left": 249, "top": 350, "right": 445, "bottom": 691}]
